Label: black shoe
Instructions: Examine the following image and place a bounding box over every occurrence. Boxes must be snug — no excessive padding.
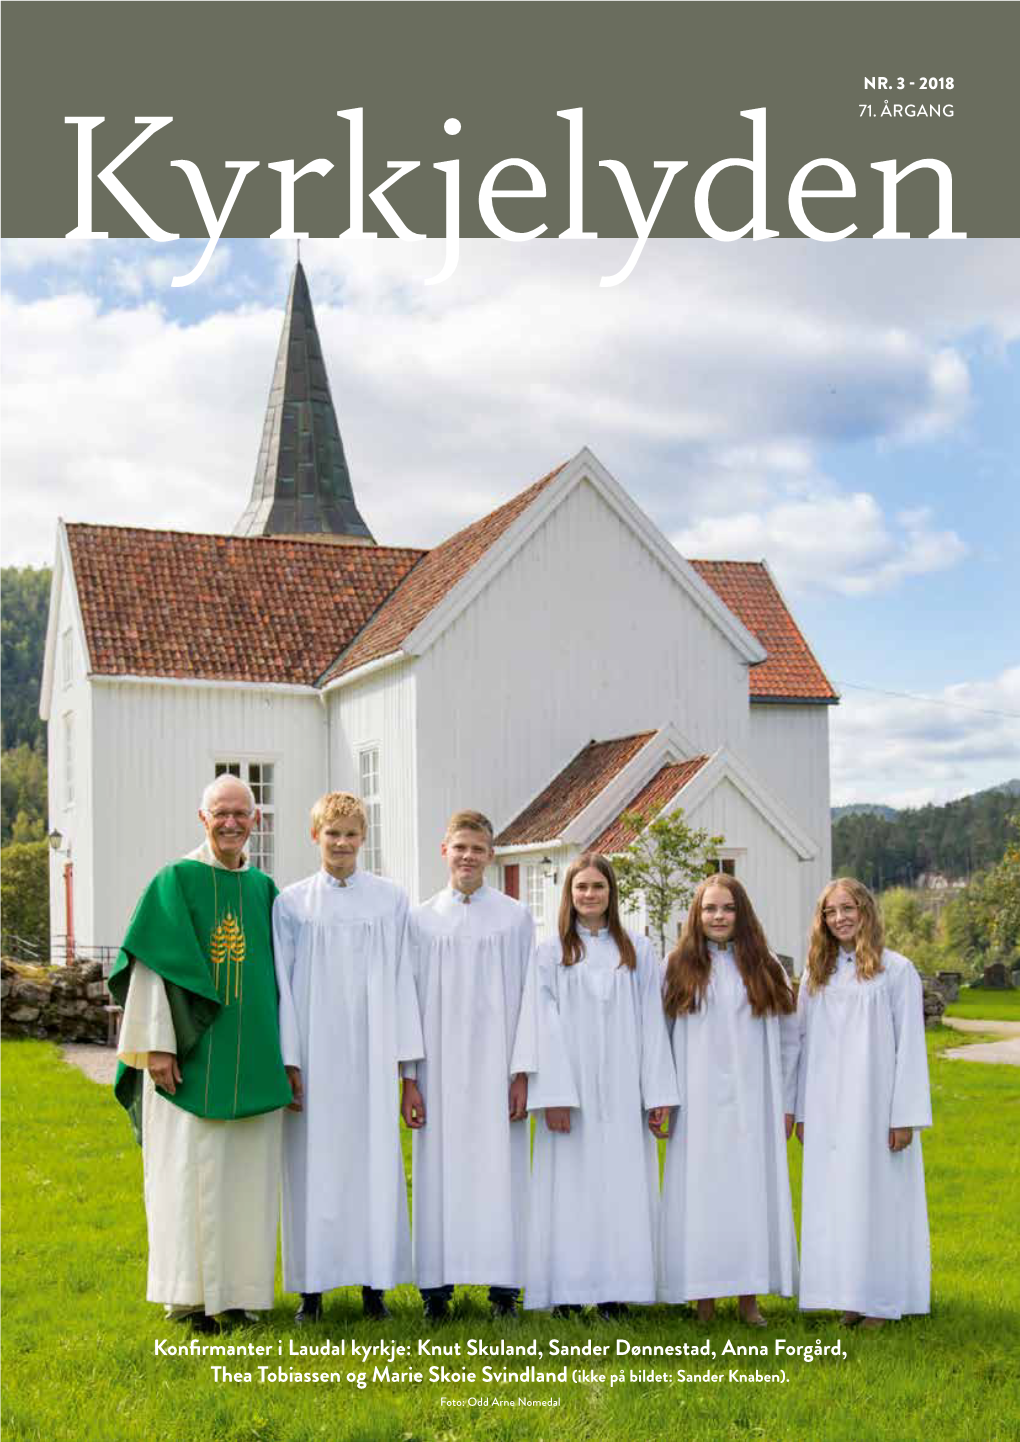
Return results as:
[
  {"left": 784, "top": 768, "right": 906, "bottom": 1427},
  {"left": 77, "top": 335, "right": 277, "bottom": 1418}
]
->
[
  {"left": 295, "top": 1292, "right": 323, "bottom": 1324},
  {"left": 596, "top": 1301, "right": 629, "bottom": 1321},
  {"left": 551, "top": 1303, "right": 582, "bottom": 1319},
  {"left": 217, "top": 1309, "right": 257, "bottom": 1329},
  {"left": 491, "top": 1296, "right": 518, "bottom": 1319},
  {"left": 170, "top": 1310, "right": 217, "bottom": 1333},
  {"left": 424, "top": 1295, "right": 450, "bottom": 1324},
  {"left": 362, "top": 1287, "right": 390, "bottom": 1320}
]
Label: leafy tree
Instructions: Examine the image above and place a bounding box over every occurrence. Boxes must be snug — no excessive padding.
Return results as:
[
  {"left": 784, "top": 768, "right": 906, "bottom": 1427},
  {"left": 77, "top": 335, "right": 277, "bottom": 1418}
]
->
[
  {"left": 880, "top": 886, "right": 941, "bottom": 974},
  {"left": 987, "top": 814, "right": 1020, "bottom": 962},
  {"left": 613, "top": 807, "right": 723, "bottom": 958},
  {"left": 1, "top": 566, "right": 51, "bottom": 752},
  {"left": 1, "top": 743, "right": 48, "bottom": 846},
  {"left": 0, "top": 840, "right": 50, "bottom": 955}
]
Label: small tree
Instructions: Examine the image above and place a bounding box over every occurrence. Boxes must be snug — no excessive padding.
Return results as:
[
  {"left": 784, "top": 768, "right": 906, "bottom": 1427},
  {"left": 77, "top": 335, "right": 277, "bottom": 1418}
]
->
[
  {"left": 613, "top": 806, "right": 723, "bottom": 958},
  {"left": 0, "top": 839, "right": 50, "bottom": 955},
  {"left": 988, "top": 814, "right": 1020, "bottom": 963}
]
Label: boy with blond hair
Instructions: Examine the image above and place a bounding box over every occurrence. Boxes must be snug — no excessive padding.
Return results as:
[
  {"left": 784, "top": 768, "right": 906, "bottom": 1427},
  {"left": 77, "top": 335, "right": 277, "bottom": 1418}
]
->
[
  {"left": 274, "top": 791, "right": 423, "bottom": 1322},
  {"left": 402, "top": 810, "right": 534, "bottom": 1320}
]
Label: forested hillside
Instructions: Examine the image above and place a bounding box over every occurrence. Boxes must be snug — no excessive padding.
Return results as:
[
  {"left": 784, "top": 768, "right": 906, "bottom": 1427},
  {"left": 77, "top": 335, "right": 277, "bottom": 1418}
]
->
[
  {"left": 1, "top": 567, "right": 50, "bottom": 843},
  {"left": 832, "top": 788, "right": 1018, "bottom": 891}
]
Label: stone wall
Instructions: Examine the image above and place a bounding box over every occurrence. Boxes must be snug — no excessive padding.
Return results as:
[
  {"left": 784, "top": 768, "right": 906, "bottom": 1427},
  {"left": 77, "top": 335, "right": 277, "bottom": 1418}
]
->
[{"left": 0, "top": 958, "right": 113, "bottom": 1043}]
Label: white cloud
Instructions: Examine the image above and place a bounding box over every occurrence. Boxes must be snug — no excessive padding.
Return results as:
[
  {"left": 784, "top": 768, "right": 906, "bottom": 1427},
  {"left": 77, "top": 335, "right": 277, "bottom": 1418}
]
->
[
  {"left": 830, "top": 668, "right": 1020, "bottom": 808},
  {"left": 0, "top": 237, "right": 1014, "bottom": 580},
  {"left": 673, "top": 491, "right": 968, "bottom": 596}
]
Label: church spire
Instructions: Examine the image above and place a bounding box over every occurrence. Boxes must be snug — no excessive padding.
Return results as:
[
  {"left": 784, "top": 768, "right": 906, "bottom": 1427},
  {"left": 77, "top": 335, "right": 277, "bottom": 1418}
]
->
[{"left": 233, "top": 262, "right": 374, "bottom": 543}]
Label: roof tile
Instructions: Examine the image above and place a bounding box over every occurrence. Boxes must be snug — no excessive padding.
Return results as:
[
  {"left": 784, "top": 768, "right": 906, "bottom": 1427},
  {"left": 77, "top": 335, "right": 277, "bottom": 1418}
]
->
[
  {"left": 689, "top": 560, "right": 837, "bottom": 702},
  {"left": 65, "top": 526, "right": 423, "bottom": 685},
  {"left": 591, "top": 757, "right": 710, "bottom": 853},
  {"left": 495, "top": 733, "right": 656, "bottom": 846}
]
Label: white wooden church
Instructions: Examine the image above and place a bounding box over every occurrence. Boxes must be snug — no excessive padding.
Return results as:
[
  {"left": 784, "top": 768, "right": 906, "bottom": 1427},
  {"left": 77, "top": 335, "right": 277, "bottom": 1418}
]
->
[{"left": 41, "top": 264, "right": 837, "bottom": 966}]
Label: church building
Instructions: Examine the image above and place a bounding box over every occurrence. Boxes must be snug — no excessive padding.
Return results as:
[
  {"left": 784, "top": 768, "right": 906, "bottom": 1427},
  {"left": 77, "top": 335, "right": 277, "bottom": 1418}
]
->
[{"left": 41, "top": 263, "right": 837, "bottom": 966}]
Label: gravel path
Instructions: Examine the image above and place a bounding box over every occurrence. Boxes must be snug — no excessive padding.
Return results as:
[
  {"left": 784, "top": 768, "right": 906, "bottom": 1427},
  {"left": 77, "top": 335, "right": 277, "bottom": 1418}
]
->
[
  {"left": 62, "top": 1043, "right": 118, "bottom": 1085},
  {"left": 940, "top": 1016, "right": 1020, "bottom": 1067}
]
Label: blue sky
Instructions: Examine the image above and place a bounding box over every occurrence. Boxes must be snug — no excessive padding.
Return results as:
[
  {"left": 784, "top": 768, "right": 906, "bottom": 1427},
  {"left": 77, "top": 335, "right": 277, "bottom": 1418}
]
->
[{"left": 1, "top": 237, "right": 1017, "bottom": 806}]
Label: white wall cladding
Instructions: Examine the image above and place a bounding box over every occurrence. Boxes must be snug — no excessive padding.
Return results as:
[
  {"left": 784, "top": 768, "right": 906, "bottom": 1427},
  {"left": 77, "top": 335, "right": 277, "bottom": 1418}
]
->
[
  {"left": 88, "top": 682, "right": 326, "bottom": 948},
  {"left": 328, "top": 662, "right": 418, "bottom": 898},
  {"left": 747, "top": 703, "right": 833, "bottom": 943},
  {"left": 47, "top": 576, "right": 95, "bottom": 958},
  {"left": 415, "top": 478, "right": 754, "bottom": 898},
  {"left": 685, "top": 777, "right": 806, "bottom": 970}
]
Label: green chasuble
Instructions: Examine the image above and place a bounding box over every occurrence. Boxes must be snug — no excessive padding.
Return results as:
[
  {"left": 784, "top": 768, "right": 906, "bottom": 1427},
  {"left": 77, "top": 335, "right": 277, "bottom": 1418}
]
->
[{"left": 109, "top": 860, "right": 292, "bottom": 1141}]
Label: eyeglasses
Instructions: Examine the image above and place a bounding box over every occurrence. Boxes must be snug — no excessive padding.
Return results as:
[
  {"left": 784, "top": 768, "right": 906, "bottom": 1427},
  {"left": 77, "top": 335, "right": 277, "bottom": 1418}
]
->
[{"left": 823, "top": 905, "right": 858, "bottom": 920}]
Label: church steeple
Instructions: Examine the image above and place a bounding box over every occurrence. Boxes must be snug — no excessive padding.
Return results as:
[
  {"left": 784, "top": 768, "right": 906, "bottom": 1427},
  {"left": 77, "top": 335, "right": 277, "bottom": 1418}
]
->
[{"left": 233, "top": 262, "right": 375, "bottom": 543}]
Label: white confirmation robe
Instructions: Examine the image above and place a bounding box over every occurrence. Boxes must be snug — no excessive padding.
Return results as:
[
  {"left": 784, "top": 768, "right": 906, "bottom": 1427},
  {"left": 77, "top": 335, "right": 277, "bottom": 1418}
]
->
[
  {"left": 797, "top": 948, "right": 932, "bottom": 1320},
  {"left": 117, "top": 840, "right": 283, "bottom": 1316},
  {"left": 658, "top": 942, "right": 799, "bottom": 1303},
  {"left": 406, "top": 884, "right": 534, "bottom": 1290},
  {"left": 513, "top": 928, "right": 679, "bottom": 1310},
  {"left": 273, "top": 868, "right": 424, "bottom": 1294}
]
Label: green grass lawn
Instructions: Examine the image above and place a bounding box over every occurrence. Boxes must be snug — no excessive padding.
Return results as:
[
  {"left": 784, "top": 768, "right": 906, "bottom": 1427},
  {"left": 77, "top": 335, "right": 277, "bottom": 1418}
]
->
[
  {"left": 945, "top": 985, "right": 1020, "bottom": 1021},
  {"left": 3, "top": 1032, "right": 1019, "bottom": 1442}
]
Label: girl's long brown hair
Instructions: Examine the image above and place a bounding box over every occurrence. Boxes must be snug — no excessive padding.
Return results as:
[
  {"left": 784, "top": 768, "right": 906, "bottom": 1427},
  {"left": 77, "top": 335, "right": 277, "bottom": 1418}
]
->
[
  {"left": 558, "top": 853, "right": 637, "bottom": 970},
  {"left": 663, "top": 873, "right": 794, "bottom": 1018},
  {"left": 805, "top": 876, "right": 885, "bottom": 992}
]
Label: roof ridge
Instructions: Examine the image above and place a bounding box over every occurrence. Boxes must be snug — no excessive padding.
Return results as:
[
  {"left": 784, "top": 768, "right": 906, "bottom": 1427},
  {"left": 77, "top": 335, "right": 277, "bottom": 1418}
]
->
[{"left": 63, "top": 520, "right": 425, "bottom": 559}]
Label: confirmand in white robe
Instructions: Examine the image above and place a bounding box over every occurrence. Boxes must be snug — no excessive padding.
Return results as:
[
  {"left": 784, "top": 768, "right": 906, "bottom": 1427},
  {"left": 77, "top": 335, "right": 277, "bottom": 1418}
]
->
[
  {"left": 117, "top": 840, "right": 282, "bottom": 1316},
  {"left": 658, "top": 943, "right": 799, "bottom": 1303},
  {"left": 797, "top": 948, "right": 932, "bottom": 1320},
  {"left": 273, "top": 868, "right": 424, "bottom": 1294},
  {"left": 512, "top": 928, "right": 679, "bottom": 1311},
  {"left": 405, "top": 885, "right": 534, "bottom": 1290}
]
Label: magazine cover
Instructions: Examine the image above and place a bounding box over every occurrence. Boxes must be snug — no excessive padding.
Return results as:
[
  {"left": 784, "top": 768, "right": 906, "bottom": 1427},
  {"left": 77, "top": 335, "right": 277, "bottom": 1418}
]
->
[{"left": 2, "top": 5, "right": 1017, "bottom": 1440}]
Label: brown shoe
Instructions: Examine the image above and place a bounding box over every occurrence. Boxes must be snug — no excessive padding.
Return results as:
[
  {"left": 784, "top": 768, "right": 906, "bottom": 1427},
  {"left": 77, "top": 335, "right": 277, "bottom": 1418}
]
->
[
  {"left": 860, "top": 1317, "right": 886, "bottom": 1331},
  {"left": 696, "top": 1299, "right": 716, "bottom": 1323},
  {"left": 840, "top": 1311, "right": 863, "bottom": 1326}
]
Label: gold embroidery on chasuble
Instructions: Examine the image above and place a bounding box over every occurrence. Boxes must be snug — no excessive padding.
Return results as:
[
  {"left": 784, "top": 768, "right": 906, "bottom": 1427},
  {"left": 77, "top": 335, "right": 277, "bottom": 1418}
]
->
[{"left": 207, "top": 869, "right": 249, "bottom": 1112}]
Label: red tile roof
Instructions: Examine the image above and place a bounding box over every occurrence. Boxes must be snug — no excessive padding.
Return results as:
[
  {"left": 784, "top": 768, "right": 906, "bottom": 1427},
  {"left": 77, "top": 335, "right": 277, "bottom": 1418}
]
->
[
  {"left": 65, "top": 525, "right": 424, "bottom": 684},
  {"left": 591, "top": 756, "right": 710, "bottom": 853},
  {"left": 495, "top": 733, "right": 656, "bottom": 846},
  {"left": 319, "top": 465, "right": 565, "bottom": 683},
  {"left": 689, "top": 560, "right": 837, "bottom": 703}
]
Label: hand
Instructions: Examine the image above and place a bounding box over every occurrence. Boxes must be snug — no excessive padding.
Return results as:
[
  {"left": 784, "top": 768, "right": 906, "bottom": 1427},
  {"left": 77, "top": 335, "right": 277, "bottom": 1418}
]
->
[
  {"left": 402, "top": 1078, "right": 426, "bottom": 1129},
  {"left": 148, "top": 1051, "right": 181, "bottom": 1094},
  {"left": 648, "top": 1106, "right": 670, "bottom": 1139},
  {"left": 286, "top": 1065, "right": 304, "bottom": 1112},
  {"left": 784, "top": 1112, "right": 794, "bottom": 1141},
  {"left": 545, "top": 1106, "right": 571, "bottom": 1133},
  {"left": 795, "top": 1122, "right": 804, "bottom": 1145},
  {"left": 509, "top": 1073, "right": 528, "bottom": 1122},
  {"left": 889, "top": 1126, "right": 913, "bottom": 1152}
]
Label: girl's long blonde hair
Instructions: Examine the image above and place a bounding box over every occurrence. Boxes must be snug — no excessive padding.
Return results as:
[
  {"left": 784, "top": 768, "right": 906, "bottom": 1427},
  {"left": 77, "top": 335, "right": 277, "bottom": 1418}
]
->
[{"left": 805, "top": 876, "right": 885, "bottom": 993}]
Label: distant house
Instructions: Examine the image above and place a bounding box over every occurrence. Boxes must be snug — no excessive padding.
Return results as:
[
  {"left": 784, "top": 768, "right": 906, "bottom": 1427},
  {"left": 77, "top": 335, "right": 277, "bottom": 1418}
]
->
[{"left": 41, "top": 264, "right": 838, "bottom": 967}]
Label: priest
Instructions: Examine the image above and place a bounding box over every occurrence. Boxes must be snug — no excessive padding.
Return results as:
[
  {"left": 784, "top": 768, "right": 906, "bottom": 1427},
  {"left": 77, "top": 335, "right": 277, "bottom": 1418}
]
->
[
  {"left": 109, "top": 774, "right": 294, "bottom": 1329},
  {"left": 402, "top": 810, "right": 534, "bottom": 1321},
  {"left": 274, "top": 792, "right": 423, "bottom": 1323}
]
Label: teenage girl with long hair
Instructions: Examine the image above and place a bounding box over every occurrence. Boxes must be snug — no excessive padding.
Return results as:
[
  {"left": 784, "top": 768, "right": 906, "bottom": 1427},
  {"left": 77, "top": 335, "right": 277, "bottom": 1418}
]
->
[
  {"left": 511, "top": 853, "right": 678, "bottom": 1315},
  {"left": 658, "top": 873, "right": 799, "bottom": 1325},
  {"left": 796, "top": 877, "right": 931, "bottom": 1328}
]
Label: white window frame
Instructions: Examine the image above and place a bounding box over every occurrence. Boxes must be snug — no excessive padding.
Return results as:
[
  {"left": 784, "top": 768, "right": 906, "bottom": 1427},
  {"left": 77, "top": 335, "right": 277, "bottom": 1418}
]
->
[
  {"left": 358, "top": 745, "right": 382, "bottom": 875},
  {"left": 213, "top": 758, "right": 277, "bottom": 876},
  {"left": 526, "top": 863, "right": 546, "bottom": 926},
  {"left": 63, "top": 712, "right": 74, "bottom": 808}
]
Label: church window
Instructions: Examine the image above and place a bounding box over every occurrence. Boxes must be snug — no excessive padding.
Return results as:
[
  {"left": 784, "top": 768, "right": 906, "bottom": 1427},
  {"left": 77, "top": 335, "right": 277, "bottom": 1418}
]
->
[
  {"left": 63, "top": 712, "right": 75, "bottom": 807},
  {"left": 358, "top": 746, "right": 382, "bottom": 875},
  {"left": 62, "top": 628, "right": 74, "bottom": 688},
  {"left": 214, "top": 759, "right": 276, "bottom": 876},
  {"left": 526, "top": 864, "right": 545, "bottom": 925}
]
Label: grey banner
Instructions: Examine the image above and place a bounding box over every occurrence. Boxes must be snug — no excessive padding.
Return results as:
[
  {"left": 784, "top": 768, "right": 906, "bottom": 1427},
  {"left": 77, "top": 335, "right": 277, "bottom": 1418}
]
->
[{"left": 2, "top": 1, "right": 1017, "bottom": 239}]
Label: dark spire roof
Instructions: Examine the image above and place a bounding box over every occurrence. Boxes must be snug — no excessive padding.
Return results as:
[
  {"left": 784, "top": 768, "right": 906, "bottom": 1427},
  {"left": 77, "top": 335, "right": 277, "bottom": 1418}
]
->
[{"left": 233, "top": 262, "right": 374, "bottom": 542}]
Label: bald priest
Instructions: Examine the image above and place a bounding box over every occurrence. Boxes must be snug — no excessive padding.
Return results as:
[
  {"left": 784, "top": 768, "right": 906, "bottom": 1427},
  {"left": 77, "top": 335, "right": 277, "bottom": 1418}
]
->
[{"left": 108, "top": 775, "right": 296, "bottom": 1328}]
